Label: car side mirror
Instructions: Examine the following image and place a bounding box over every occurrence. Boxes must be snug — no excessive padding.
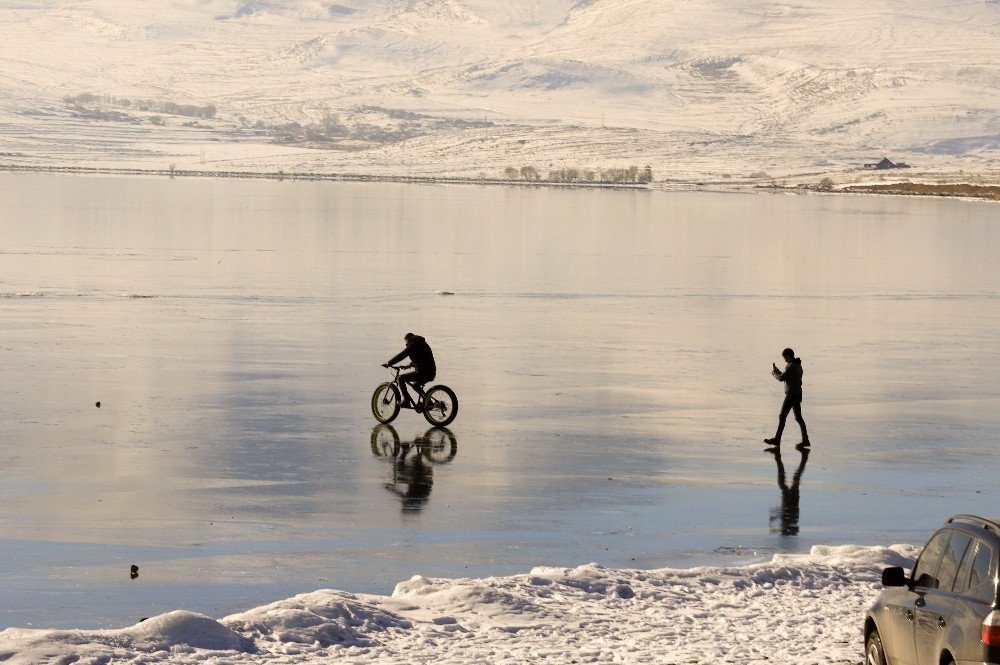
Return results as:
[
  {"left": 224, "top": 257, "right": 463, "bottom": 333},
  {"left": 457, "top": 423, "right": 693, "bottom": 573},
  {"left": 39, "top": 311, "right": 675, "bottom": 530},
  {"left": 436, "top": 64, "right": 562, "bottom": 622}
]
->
[{"left": 881, "top": 566, "right": 909, "bottom": 587}]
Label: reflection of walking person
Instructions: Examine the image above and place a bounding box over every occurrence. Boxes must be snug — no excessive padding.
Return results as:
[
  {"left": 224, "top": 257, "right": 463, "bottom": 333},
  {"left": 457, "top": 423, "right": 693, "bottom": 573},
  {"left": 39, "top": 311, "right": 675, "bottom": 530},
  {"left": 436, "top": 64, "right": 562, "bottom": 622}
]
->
[
  {"left": 769, "top": 446, "right": 809, "bottom": 535},
  {"left": 765, "top": 347, "right": 810, "bottom": 448}
]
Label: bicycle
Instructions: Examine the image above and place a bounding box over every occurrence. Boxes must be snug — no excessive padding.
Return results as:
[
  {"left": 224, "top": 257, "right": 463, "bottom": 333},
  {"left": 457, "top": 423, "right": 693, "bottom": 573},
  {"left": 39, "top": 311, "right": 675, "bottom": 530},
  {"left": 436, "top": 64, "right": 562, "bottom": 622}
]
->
[{"left": 371, "top": 365, "right": 458, "bottom": 427}]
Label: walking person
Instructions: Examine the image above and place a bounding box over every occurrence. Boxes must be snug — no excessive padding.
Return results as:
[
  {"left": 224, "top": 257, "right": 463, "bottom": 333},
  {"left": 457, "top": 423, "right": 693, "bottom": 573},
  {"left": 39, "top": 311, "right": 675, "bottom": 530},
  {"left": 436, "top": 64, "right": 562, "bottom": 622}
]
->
[{"left": 765, "top": 347, "right": 810, "bottom": 448}]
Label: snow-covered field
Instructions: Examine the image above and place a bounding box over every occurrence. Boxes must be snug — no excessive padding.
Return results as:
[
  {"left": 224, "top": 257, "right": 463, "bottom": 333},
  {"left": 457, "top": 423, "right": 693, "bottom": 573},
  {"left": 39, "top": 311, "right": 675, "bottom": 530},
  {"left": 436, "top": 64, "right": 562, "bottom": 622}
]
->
[
  {"left": 1, "top": 0, "right": 999, "bottom": 186},
  {"left": 0, "top": 544, "right": 919, "bottom": 664}
]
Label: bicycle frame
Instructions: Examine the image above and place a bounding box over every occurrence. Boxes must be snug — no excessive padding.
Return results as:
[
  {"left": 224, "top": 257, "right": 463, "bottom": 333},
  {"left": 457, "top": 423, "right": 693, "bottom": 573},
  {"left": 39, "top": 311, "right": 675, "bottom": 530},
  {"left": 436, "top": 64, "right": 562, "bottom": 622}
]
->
[{"left": 387, "top": 365, "right": 427, "bottom": 408}]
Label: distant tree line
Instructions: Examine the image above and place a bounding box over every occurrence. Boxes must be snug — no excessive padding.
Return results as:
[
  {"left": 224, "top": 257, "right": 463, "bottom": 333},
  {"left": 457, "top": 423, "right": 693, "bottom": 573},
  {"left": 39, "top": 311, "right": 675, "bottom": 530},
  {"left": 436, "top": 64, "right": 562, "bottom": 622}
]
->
[
  {"left": 265, "top": 117, "right": 429, "bottom": 145},
  {"left": 503, "top": 165, "right": 652, "bottom": 184},
  {"left": 63, "top": 93, "right": 217, "bottom": 120},
  {"left": 259, "top": 109, "right": 493, "bottom": 146}
]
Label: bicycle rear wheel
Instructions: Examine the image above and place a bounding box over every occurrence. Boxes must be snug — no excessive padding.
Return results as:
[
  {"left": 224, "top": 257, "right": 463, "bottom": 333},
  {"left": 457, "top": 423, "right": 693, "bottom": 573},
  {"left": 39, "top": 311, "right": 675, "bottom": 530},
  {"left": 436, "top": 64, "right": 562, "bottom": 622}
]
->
[
  {"left": 372, "top": 383, "right": 400, "bottom": 423},
  {"left": 422, "top": 385, "right": 457, "bottom": 427}
]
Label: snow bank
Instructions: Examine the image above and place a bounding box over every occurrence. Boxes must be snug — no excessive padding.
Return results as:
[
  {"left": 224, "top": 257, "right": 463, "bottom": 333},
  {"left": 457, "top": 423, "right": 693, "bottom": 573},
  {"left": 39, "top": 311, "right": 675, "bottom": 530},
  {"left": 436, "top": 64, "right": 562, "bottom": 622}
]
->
[{"left": 0, "top": 544, "right": 919, "bottom": 664}]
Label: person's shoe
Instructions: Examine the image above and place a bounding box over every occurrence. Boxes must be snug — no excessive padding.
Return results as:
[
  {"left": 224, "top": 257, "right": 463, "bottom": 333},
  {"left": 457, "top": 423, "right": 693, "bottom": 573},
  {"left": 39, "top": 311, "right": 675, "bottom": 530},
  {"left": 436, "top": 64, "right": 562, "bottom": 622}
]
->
[
  {"left": 798, "top": 438, "right": 811, "bottom": 448},
  {"left": 764, "top": 438, "right": 780, "bottom": 446}
]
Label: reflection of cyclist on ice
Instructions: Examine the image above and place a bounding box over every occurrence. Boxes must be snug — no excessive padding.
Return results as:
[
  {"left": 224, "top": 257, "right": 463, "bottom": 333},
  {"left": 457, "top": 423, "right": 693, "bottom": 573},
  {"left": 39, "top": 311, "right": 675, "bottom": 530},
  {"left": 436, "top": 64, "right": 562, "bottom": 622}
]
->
[
  {"left": 371, "top": 425, "right": 459, "bottom": 514},
  {"left": 383, "top": 333, "right": 436, "bottom": 409},
  {"left": 385, "top": 438, "right": 434, "bottom": 514}
]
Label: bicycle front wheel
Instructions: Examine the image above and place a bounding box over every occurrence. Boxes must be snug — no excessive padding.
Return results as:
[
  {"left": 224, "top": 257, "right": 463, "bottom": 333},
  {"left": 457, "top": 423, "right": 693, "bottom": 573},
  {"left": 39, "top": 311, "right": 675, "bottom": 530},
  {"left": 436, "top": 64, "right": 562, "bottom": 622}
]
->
[
  {"left": 371, "top": 383, "right": 400, "bottom": 423},
  {"left": 422, "top": 385, "right": 457, "bottom": 427}
]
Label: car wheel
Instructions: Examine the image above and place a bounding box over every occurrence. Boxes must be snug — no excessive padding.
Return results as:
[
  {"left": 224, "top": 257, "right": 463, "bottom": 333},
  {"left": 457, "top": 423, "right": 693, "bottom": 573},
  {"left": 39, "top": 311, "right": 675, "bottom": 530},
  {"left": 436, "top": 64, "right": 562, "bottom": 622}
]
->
[{"left": 865, "top": 629, "right": 887, "bottom": 665}]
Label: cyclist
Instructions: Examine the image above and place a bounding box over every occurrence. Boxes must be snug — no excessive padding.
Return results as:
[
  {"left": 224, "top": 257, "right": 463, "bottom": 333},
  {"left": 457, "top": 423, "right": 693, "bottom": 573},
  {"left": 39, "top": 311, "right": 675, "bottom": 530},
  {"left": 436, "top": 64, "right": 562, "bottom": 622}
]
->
[{"left": 383, "top": 333, "right": 437, "bottom": 409}]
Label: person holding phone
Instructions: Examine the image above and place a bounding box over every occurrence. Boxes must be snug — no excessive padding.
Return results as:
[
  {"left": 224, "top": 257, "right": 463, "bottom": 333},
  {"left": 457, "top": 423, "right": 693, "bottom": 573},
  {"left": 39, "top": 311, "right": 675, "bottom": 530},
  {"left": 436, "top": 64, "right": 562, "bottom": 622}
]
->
[{"left": 765, "top": 347, "right": 810, "bottom": 448}]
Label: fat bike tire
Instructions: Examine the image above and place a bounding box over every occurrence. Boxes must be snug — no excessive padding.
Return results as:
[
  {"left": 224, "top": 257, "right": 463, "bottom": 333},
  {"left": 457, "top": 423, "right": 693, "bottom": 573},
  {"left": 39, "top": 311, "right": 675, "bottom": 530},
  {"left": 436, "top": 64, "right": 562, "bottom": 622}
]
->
[
  {"left": 422, "top": 385, "right": 458, "bottom": 427},
  {"left": 372, "top": 383, "right": 401, "bottom": 423}
]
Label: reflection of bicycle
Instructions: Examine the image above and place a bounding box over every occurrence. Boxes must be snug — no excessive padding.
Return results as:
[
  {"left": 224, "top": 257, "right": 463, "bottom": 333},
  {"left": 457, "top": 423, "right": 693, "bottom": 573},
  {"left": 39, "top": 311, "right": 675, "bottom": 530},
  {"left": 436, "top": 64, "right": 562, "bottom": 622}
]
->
[
  {"left": 371, "top": 366, "right": 458, "bottom": 427},
  {"left": 371, "top": 425, "right": 458, "bottom": 514},
  {"left": 370, "top": 424, "right": 458, "bottom": 464}
]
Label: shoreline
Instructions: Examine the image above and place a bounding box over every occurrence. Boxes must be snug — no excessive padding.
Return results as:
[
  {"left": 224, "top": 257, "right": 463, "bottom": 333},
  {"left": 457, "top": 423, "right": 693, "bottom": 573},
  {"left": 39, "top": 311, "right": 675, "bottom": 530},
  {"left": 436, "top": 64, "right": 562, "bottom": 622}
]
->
[
  {"left": 0, "top": 163, "right": 650, "bottom": 190},
  {"left": 837, "top": 181, "right": 1000, "bottom": 201},
  {"left": 3, "top": 162, "right": 999, "bottom": 202}
]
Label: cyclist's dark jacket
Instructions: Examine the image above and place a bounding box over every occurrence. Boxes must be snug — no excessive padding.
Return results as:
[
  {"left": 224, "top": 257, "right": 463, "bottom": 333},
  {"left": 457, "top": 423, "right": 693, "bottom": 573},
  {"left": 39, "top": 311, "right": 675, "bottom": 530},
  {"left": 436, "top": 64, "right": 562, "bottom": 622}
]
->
[
  {"left": 772, "top": 358, "right": 803, "bottom": 395},
  {"left": 388, "top": 335, "right": 436, "bottom": 376}
]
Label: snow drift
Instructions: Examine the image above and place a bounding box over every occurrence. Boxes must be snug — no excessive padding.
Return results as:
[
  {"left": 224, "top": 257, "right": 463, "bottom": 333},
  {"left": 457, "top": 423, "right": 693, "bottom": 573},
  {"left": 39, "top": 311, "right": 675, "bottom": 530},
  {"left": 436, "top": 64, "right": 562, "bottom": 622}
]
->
[{"left": 0, "top": 544, "right": 919, "bottom": 664}]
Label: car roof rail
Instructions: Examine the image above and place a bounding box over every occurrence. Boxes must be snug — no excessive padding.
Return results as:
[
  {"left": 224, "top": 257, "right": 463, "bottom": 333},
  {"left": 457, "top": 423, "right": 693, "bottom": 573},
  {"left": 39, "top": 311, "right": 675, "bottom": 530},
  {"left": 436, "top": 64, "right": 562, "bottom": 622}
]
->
[{"left": 948, "top": 514, "right": 1000, "bottom": 534}]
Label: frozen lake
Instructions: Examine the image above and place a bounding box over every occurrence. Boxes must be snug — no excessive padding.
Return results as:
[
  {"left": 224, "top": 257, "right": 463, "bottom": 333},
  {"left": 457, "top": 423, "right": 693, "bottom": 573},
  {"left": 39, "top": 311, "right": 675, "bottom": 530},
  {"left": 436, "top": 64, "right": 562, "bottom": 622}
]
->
[{"left": 1, "top": 173, "right": 998, "bottom": 629}]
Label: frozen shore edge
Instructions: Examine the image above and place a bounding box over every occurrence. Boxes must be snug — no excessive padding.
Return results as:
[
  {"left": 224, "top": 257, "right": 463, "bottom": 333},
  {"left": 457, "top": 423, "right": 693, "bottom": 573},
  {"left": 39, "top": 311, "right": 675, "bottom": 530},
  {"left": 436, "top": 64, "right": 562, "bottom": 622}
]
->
[
  {"left": 4, "top": 163, "right": 1000, "bottom": 202},
  {"left": 0, "top": 544, "right": 921, "bottom": 664},
  {"left": 0, "top": 163, "right": 650, "bottom": 190}
]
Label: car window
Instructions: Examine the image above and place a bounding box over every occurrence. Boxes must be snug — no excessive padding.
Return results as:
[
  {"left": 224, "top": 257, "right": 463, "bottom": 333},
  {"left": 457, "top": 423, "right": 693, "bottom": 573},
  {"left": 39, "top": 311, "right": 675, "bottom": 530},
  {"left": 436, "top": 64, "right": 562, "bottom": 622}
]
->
[
  {"left": 954, "top": 540, "right": 980, "bottom": 594},
  {"left": 967, "top": 542, "right": 996, "bottom": 603},
  {"left": 937, "top": 532, "right": 971, "bottom": 593},
  {"left": 913, "top": 531, "right": 951, "bottom": 589}
]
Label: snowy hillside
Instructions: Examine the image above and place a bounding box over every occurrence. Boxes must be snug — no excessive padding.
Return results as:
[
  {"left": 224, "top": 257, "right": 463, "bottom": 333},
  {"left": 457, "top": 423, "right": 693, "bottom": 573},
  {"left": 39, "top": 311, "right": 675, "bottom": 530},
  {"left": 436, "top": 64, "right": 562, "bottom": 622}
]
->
[
  {"left": 0, "top": 545, "right": 918, "bottom": 664},
  {"left": 1, "top": 0, "right": 999, "bottom": 184}
]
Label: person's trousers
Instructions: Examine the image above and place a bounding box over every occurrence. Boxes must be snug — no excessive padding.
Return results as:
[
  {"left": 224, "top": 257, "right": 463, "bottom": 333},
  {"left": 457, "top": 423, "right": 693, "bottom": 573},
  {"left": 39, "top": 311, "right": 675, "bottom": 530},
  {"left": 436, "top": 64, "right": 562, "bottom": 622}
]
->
[
  {"left": 775, "top": 391, "right": 808, "bottom": 441},
  {"left": 399, "top": 370, "right": 435, "bottom": 404}
]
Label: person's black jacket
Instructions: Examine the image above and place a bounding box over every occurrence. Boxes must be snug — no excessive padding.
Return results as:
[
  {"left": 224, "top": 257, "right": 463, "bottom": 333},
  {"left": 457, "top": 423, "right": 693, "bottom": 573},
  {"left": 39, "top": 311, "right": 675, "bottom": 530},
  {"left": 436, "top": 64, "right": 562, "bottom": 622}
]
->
[
  {"left": 387, "top": 335, "right": 436, "bottom": 374},
  {"left": 773, "top": 358, "right": 803, "bottom": 394}
]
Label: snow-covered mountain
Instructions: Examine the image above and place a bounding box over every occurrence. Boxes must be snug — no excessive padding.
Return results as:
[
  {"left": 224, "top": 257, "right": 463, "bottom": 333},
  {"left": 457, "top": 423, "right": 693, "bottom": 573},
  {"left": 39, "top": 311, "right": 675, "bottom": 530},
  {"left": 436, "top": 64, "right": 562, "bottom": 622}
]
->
[{"left": 1, "top": 0, "right": 998, "bottom": 184}]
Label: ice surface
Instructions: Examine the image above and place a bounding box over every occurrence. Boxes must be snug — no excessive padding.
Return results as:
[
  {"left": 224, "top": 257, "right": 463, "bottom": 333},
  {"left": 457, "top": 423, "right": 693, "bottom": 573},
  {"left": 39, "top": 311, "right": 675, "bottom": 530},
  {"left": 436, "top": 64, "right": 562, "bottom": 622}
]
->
[
  {"left": 1, "top": 175, "right": 998, "bottom": 638},
  {"left": 0, "top": 544, "right": 921, "bottom": 663}
]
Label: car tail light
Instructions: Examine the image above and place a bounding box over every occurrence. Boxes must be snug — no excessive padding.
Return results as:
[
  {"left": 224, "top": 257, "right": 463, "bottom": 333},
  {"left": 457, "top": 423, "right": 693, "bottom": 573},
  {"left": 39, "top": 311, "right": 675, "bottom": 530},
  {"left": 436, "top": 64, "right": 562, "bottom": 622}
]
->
[{"left": 982, "top": 610, "right": 1000, "bottom": 646}]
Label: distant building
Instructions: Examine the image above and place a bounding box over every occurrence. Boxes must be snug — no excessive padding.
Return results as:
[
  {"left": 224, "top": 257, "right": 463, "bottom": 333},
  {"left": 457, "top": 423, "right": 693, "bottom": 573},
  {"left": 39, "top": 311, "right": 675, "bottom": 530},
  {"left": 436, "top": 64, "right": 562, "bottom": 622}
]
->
[{"left": 864, "top": 157, "right": 910, "bottom": 170}]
